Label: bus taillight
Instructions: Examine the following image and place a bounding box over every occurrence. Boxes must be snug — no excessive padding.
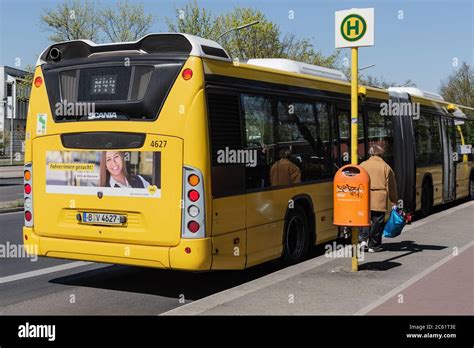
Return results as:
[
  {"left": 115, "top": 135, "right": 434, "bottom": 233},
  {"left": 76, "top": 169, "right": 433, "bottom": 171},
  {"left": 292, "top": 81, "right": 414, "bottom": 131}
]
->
[
  {"left": 188, "top": 189, "right": 200, "bottom": 202},
  {"left": 34, "top": 76, "right": 42, "bottom": 88},
  {"left": 182, "top": 68, "right": 193, "bottom": 80},
  {"left": 24, "top": 163, "right": 34, "bottom": 227},
  {"left": 187, "top": 221, "right": 200, "bottom": 233},
  {"left": 182, "top": 166, "right": 205, "bottom": 239}
]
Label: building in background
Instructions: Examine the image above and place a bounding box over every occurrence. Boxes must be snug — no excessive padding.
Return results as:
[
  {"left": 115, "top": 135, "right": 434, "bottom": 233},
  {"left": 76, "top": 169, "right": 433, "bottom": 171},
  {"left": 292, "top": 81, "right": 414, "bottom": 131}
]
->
[{"left": 0, "top": 65, "right": 30, "bottom": 163}]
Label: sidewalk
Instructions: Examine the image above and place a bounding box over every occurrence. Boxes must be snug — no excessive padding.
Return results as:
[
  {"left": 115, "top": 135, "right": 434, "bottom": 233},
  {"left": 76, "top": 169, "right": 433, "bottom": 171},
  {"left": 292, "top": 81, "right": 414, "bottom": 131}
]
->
[
  {"left": 0, "top": 166, "right": 23, "bottom": 179},
  {"left": 163, "top": 201, "right": 474, "bottom": 315}
]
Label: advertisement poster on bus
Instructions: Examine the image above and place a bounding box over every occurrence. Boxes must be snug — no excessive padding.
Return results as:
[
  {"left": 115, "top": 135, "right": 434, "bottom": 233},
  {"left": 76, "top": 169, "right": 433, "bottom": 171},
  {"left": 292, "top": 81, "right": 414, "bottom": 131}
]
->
[{"left": 45, "top": 150, "right": 161, "bottom": 198}]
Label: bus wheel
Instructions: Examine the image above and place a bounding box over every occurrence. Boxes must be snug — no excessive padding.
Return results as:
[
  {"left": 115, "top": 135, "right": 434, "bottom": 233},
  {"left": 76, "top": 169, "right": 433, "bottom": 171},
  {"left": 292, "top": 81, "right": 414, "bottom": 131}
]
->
[
  {"left": 282, "top": 206, "right": 311, "bottom": 264},
  {"left": 420, "top": 181, "right": 433, "bottom": 218}
]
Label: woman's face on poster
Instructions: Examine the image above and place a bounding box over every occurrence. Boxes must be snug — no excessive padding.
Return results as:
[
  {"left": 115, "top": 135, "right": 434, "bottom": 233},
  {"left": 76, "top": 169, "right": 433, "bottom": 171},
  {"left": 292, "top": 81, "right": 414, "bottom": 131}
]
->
[{"left": 105, "top": 151, "right": 123, "bottom": 177}]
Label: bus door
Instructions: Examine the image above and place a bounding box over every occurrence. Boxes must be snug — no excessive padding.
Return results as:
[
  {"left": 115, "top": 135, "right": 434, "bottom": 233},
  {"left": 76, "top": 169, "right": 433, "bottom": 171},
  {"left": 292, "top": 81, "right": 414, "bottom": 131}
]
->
[{"left": 440, "top": 116, "right": 456, "bottom": 202}]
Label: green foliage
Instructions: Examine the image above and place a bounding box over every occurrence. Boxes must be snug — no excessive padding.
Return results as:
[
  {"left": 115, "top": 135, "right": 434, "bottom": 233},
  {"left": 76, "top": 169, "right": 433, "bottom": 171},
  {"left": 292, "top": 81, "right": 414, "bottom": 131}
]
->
[
  {"left": 359, "top": 74, "right": 416, "bottom": 89},
  {"left": 439, "top": 62, "right": 473, "bottom": 107},
  {"left": 166, "top": 1, "right": 215, "bottom": 40},
  {"left": 16, "top": 65, "right": 35, "bottom": 103},
  {"left": 98, "top": 1, "right": 154, "bottom": 42},
  {"left": 41, "top": 0, "right": 100, "bottom": 42},
  {"left": 41, "top": 0, "right": 154, "bottom": 43},
  {"left": 166, "top": 1, "right": 340, "bottom": 68}
]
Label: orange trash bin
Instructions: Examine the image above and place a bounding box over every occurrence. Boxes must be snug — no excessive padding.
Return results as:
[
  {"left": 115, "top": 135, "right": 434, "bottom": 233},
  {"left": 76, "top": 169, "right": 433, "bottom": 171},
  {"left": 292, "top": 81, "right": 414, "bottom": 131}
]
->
[{"left": 333, "top": 164, "right": 370, "bottom": 227}]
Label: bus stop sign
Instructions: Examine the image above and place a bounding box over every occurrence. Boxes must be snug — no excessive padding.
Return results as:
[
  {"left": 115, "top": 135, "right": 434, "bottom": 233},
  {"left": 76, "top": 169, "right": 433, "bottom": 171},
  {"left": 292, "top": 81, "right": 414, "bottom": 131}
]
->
[{"left": 335, "top": 8, "right": 374, "bottom": 48}]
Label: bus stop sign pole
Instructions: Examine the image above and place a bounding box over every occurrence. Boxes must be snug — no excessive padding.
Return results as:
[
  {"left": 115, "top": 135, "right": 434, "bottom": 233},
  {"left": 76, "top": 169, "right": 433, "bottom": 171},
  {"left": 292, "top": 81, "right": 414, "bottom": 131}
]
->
[
  {"left": 335, "top": 8, "right": 374, "bottom": 272},
  {"left": 350, "top": 47, "right": 359, "bottom": 272}
]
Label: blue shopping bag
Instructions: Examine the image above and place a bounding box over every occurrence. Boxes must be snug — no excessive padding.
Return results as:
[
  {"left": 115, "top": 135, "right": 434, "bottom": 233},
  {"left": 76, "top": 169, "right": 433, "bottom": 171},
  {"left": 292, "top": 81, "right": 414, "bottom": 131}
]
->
[{"left": 383, "top": 207, "right": 406, "bottom": 238}]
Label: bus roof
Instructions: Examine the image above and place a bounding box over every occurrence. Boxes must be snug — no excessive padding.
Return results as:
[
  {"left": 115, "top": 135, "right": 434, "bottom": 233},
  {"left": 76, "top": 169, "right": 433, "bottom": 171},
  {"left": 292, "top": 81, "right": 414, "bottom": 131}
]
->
[{"left": 36, "top": 33, "right": 231, "bottom": 66}]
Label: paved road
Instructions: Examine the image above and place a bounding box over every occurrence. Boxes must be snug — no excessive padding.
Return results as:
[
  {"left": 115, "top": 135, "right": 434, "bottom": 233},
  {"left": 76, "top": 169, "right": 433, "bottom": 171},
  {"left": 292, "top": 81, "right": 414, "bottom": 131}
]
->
[
  {"left": 0, "top": 211, "right": 300, "bottom": 315},
  {"left": 0, "top": 166, "right": 22, "bottom": 179},
  {"left": 0, "top": 200, "right": 472, "bottom": 315},
  {"left": 0, "top": 178, "right": 23, "bottom": 202}
]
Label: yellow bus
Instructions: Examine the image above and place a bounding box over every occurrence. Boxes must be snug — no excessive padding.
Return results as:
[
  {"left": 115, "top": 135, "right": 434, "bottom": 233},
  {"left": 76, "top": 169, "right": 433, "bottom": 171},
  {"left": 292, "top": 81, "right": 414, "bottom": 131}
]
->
[{"left": 23, "top": 33, "right": 474, "bottom": 270}]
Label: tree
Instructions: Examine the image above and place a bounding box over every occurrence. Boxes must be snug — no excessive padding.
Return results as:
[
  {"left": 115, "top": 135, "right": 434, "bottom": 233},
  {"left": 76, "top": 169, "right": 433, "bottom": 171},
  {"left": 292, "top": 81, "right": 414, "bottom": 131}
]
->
[
  {"left": 439, "top": 62, "right": 473, "bottom": 107},
  {"left": 41, "top": 0, "right": 100, "bottom": 42},
  {"left": 166, "top": 2, "right": 339, "bottom": 68},
  {"left": 41, "top": 0, "right": 154, "bottom": 43},
  {"left": 166, "top": 1, "right": 215, "bottom": 40},
  {"left": 359, "top": 74, "right": 416, "bottom": 89},
  {"left": 98, "top": 1, "right": 154, "bottom": 42}
]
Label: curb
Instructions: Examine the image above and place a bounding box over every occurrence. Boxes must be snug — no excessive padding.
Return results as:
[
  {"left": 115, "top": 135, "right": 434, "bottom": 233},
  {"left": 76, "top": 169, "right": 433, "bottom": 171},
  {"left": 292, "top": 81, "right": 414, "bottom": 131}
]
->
[{"left": 0, "top": 207, "right": 23, "bottom": 214}]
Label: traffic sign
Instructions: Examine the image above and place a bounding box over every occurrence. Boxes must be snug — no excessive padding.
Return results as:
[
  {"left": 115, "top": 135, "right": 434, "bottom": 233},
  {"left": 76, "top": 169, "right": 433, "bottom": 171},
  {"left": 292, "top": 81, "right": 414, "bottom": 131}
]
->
[{"left": 335, "top": 8, "right": 374, "bottom": 48}]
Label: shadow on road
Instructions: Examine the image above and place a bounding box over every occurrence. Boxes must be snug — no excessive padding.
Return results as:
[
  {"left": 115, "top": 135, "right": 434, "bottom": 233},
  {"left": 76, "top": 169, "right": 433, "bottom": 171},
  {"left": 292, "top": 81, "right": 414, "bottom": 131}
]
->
[
  {"left": 49, "top": 244, "right": 330, "bottom": 301},
  {"left": 360, "top": 240, "right": 447, "bottom": 271}
]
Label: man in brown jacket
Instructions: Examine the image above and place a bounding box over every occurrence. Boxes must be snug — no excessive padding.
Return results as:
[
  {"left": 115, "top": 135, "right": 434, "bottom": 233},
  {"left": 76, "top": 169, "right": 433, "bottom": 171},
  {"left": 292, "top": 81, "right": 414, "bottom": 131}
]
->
[
  {"left": 270, "top": 148, "right": 301, "bottom": 186},
  {"left": 359, "top": 144, "right": 398, "bottom": 252}
]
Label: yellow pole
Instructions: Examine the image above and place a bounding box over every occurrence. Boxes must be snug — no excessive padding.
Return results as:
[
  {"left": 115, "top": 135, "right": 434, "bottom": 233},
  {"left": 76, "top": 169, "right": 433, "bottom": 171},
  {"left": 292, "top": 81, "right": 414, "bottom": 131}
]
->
[{"left": 351, "top": 47, "right": 359, "bottom": 272}]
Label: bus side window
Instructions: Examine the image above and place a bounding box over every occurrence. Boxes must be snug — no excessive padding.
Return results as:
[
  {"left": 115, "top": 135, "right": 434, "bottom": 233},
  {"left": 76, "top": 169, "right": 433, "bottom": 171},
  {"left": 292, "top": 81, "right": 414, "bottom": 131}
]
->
[
  {"left": 466, "top": 120, "right": 474, "bottom": 162},
  {"left": 337, "top": 109, "right": 365, "bottom": 166},
  {"left": 367, "top": 108, "right": 394, "bottom": 166},
  {"left": 274, "top": 100, "right": 333, "bottom": 184},
  {"left": 241, "top": 94, "right": 275, "bottom": 189},
  {"left": 415, "top": 113, "right": 443, "bottom": 166}
]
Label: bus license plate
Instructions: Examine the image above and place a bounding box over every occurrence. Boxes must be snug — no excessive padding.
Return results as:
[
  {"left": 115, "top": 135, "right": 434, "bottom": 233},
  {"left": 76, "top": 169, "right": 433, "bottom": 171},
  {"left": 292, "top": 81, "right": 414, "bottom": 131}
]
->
[{"left": 82, "top": 212, "right": 124, "bottom": 225}]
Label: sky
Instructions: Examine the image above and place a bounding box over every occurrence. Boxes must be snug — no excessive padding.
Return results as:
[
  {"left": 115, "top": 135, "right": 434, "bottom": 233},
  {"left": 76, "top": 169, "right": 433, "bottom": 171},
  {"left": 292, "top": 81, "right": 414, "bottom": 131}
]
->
[{"left": 0, "top": 0, "right": 472, "bottom": 91}]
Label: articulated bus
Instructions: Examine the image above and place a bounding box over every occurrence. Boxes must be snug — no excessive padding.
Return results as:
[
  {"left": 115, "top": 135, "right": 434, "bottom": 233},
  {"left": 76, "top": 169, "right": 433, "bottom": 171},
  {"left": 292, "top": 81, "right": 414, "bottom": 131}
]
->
[{"left": 23, "top": 34, "right": 474, "bottom": 270}]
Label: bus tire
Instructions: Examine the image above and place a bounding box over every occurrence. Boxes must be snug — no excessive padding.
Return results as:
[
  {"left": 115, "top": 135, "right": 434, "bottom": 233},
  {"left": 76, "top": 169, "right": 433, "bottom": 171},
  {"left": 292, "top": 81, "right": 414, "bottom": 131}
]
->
[
  {"left": 420, "top": 180, "right": 433, "bottom": 218},
  {"left": 282, "top": 205, "right": 311, "bottom": 264}
]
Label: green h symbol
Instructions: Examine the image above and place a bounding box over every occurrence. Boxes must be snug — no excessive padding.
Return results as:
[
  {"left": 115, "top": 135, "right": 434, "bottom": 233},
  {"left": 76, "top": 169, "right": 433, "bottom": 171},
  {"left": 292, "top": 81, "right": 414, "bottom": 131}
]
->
[{"left": 346, "top": 19, "right": 360, "bottom": 36}]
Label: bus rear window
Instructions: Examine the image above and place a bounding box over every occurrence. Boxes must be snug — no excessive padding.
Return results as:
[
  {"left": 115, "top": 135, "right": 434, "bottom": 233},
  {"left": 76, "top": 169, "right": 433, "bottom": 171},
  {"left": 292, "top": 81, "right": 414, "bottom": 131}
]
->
[{"left": 43, "top": 58, "right": 184, "bottom": 121}]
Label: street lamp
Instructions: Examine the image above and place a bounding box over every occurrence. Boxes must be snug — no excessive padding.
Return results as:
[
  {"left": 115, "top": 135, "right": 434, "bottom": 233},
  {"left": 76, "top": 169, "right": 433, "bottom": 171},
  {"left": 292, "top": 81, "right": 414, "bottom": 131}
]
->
[
  {"left": 215, "top": 20, "right": 260, "bottom": 41},
  {"left": 359, "top": 64, "right": 375, "bottom": 71}
]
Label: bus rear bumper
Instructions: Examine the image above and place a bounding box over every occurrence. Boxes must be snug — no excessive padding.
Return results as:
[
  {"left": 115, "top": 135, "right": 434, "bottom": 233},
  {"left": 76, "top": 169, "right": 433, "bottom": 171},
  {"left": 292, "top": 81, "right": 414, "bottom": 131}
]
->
[{"left": 23, "top": 227, "right": 212, "bottom": 271}]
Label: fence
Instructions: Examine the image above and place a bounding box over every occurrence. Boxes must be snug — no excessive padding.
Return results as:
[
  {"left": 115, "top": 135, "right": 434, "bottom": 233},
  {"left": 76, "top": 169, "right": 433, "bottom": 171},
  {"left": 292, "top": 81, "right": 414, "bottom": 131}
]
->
[{"left": 0, "top": 131, "right": 25, "bottom": 165}]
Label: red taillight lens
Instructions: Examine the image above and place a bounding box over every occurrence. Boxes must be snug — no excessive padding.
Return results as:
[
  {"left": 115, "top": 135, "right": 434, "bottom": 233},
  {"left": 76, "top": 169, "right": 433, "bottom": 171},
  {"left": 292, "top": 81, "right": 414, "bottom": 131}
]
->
[
  {"left": 185, "top": 247, "right": 191, "bottom": 254},
  {"left": 25, "top": 211, "right": 32, "bottom": 222},
  {"left": 24, "top": 184, "right": 32, "bottom": 194},
  {"left": 188, "top": 189, "right": 200, "bottom": 202},
  {"left": 187, "top": 221, "right": 200, "bottom": 233},
  {"left": 182, "top": 68, "right": 193, "bottom": 80},
  {"left": 34, "top": 76, "right": 42, "bottom": 88}
]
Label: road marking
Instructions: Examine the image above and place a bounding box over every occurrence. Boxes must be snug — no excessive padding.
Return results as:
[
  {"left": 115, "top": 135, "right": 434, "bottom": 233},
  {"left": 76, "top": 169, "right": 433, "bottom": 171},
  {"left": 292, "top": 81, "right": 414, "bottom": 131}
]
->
[
  {"left": 0, "top": 261, "right": 94, "bottom": 284},
  {"left": 162, "top": 201, "right": 474, "bottom": 316},
  {"left": 354, "top": 240, "right": 474, "bottom": 315}
]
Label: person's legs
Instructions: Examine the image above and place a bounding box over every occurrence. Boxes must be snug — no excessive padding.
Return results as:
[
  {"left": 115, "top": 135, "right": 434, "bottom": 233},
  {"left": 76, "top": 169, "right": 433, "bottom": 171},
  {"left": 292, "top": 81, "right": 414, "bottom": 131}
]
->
[
  {"left": 359, "top": 226, "right": 370, "bottom": 243},
  {"left": 369, "top": 211, "right": 385, "bottom": 249}
]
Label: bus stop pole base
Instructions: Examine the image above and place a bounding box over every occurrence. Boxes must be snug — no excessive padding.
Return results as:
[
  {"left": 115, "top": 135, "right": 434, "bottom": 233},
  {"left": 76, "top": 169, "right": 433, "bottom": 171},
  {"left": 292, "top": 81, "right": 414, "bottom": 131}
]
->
[{"left": 352, "top": 227, "right": 359, "bottom": 272}]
